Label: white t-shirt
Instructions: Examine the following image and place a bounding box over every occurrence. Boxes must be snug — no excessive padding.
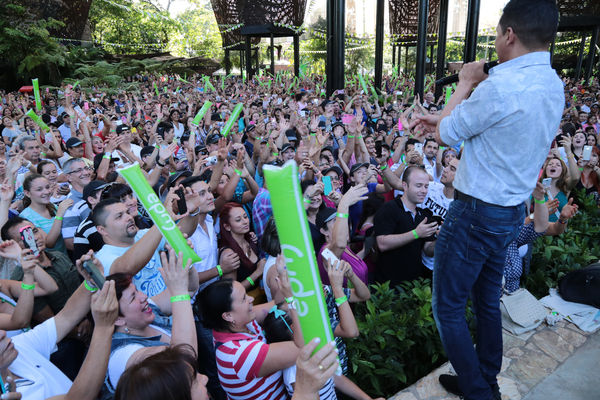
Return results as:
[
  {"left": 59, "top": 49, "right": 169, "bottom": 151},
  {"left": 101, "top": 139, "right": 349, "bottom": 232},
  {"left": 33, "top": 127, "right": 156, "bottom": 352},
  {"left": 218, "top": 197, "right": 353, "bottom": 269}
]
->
[
  {"left": 10, "top": 318, "right": 72, "bottom": 400},
  {"left": 420, "top": 181, "right": 453, "bottom": 270},
  {"left": 107, "top": 324, "right": 170, "bottom": 388},
  {"left": 190, "top": 214, "right": 218, "bottom": 290},
  {"left": 283, "top": 364, "right": 337, "bottom": 400},
  {"left": 263, "top": 255, "right": 277, "bottom": 302},
  {"left": 110, "top": 144, "right": 142, "bottom": 166},
  {"left": 95, "top": 228, "right": 167, "bottom": 297}
]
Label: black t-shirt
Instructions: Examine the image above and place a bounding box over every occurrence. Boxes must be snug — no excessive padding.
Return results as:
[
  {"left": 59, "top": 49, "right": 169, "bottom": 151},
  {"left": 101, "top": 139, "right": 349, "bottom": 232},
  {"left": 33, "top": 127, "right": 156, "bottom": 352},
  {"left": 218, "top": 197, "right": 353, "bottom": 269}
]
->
[{"left": 373, "top": 196, "right": 429, "bottom": 287}]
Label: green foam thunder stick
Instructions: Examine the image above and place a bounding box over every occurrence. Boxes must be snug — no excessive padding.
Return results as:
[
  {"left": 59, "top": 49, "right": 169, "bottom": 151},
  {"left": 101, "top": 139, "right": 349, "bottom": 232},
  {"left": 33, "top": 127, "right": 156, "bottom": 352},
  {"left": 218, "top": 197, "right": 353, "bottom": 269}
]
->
[
  {"left": 25, "top": 109, "right": 49, "bottom": 131},
  {"left": 263, "top": 161, "right": 336, "bottom": 351},
  {"left": 192, "top": 101, "right": 212, "bottom": 126},
  {"left": 154, "top": 83, "right": 159, "bottom": 97},
  {"left": 32, "top": 79, "right": 42, "bottom": 111},
  {"left": 445, "top": 86, "right": 452, "bottom": 105},
  {"left": 118, "top": 163, "right": 201, "bottom": 267},
  {"left": 358, "top": 74, "right": 369, "bottom": 95},
  {"left": 220, "top": 102, "right": 243, "bottom": 137}
]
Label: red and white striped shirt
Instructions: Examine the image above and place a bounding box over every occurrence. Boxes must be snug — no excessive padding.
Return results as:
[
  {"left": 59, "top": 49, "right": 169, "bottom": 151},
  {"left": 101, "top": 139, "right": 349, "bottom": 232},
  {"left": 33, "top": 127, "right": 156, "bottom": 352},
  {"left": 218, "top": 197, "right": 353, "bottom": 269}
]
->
[{"left": 213, "top": 320, "right": 289, "bottom": 400}]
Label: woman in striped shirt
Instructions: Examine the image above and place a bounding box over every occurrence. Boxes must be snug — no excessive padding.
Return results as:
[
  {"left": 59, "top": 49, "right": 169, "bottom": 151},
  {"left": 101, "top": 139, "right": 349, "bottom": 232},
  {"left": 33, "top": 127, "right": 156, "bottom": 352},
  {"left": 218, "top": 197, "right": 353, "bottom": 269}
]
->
[{"left": 198, "top": 256, "right": 303, "bottom": 400}]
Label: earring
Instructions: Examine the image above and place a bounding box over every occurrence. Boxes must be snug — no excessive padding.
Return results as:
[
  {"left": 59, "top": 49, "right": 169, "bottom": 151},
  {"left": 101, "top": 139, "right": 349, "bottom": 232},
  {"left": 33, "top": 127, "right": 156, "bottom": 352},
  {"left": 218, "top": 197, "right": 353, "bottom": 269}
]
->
[{"left": 124, "top": 326, "right": 130, "bottom": 334}]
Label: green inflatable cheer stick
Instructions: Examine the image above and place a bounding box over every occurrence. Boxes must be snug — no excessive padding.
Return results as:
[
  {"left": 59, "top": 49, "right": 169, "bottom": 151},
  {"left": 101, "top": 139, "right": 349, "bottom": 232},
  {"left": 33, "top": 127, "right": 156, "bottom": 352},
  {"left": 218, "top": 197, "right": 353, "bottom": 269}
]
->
[
  {"left": 154, "top": 83, "right": 159, "bottom": 97},
  {"left": 192, "top": 101, "right": 212, "bottom": 126},
  {"left": 220, "top": 102, "right": 243, "bottom": 137},
  {"left": 25, "top": 109, "right": 49, "bottom": 132},
  {"left": 263, "top": 161, "right": 336, "bottom": 351},
  {"left": 358, "top": 74, "right": 369, "bottom": 95},
  {"left": 32, "top": 78, "right": 42, "bottom": 111},
  {"left": 118, "top": 163, "right": 202, "bottom": 267},
  {"left": 445, "top": 86, "right": 452, "bottom": 105}
]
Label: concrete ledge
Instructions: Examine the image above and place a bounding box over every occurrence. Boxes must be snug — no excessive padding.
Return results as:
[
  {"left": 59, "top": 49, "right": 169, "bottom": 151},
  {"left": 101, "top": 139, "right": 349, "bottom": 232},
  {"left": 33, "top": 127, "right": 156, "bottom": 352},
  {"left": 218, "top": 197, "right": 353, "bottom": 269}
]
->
[{"left": 389, "top": 320, "right": 595, "bottom": 400}]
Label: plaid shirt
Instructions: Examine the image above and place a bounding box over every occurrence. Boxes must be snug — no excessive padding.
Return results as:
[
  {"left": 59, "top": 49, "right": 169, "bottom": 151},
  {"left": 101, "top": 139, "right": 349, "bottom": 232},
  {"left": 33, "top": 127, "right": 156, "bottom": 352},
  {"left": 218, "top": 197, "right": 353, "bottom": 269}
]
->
[{"left": 251, "top": 188, "right": 272, "bottom": 241}]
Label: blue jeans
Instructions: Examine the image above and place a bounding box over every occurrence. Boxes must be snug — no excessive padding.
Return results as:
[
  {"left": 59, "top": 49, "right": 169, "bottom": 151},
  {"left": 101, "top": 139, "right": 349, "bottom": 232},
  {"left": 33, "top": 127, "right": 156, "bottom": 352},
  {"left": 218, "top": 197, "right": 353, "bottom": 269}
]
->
[{"left": 432, "top": 197, "right": 524, "bottom": 400}]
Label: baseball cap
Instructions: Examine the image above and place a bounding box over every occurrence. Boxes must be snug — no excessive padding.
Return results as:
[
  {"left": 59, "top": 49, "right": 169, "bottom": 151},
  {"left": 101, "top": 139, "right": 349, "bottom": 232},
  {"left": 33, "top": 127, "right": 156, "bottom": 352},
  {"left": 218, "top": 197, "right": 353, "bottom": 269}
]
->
[
  {"left": 116, "top": 125, "right": 130, "bottom": 135},
  {"left": 65, "top": 137, "right": 83, "bottom": 149},
  {"left": 83, "top": 180, "right": 109, "bottom": 201},
  {"left": 349, "top": 162, "right": 369, "bottom": 176},
  {"left": 280, "top": 143, "right": 295, "bottom": 154},
  {"left": 206, "top": 133, "right": 221, "bottom": 145},
  {"left": 322, "top": 165, "right": 343, "bottom": 177},
  {"left": 316, "top": 207, "right": 337, "bottom": 230}
]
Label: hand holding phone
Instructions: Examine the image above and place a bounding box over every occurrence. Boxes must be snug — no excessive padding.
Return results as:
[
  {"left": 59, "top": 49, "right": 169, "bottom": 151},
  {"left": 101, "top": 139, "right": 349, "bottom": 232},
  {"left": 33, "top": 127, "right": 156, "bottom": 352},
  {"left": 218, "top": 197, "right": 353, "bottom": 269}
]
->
[
  {"left": 82, "top": 260, "right": 106, "bottom": 290},
  {"left": 175, "top": 187, "right": 187, "bottom": 215},
  {"left": 19, "top": 226, "right": 39, "bottom": 257}
]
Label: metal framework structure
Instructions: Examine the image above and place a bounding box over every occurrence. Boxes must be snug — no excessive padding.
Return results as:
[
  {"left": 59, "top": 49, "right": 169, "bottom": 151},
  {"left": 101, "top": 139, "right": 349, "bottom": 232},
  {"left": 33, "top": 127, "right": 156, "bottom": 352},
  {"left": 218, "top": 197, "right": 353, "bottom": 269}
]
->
[
  {"left": 388, "top": 0, "right": 441, "bottom": 98},
  {"left": 555, "top": 0, "right": 600, "bottom": 81},
  {"left": 210, "top": 0, "right": 260, "bottom": 77},
  {"left": 233, "top": 0, "right": 308, "bottom": 79}
]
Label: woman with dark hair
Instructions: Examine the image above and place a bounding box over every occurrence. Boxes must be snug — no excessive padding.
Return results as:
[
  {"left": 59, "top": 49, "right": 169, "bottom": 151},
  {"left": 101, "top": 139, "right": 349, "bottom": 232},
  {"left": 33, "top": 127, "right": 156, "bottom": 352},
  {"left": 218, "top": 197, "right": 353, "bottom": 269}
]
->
[
  {"left": 20, "top": 174, "right": 73, "bottom": 252},
  {"left": 102, "top": 248, "right": 198, "bottom": 396},
  {"left": 219, "top": 202, "right": 265, "bottom": 292},
  {"left": 196, "top": 264, "right": 303, "bottom": 400},
  {"left": 115, "top": 344, "right": 209, "bottom": 400},
  {"left": 301, "top": 179, "right": 325, "bottom": 251},
  {"left": 260, "top": 218, "right": 281, "bottom": 302},
  {"left": 169, "top": 109, "right": 185, "bottom": 139}
]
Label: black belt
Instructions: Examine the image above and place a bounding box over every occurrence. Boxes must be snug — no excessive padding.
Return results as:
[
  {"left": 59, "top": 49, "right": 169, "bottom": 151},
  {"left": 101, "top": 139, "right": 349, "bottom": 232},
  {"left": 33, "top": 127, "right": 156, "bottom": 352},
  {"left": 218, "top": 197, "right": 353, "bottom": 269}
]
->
[{"left": 454, "top": 190, "right": 508, "bottom": 208}]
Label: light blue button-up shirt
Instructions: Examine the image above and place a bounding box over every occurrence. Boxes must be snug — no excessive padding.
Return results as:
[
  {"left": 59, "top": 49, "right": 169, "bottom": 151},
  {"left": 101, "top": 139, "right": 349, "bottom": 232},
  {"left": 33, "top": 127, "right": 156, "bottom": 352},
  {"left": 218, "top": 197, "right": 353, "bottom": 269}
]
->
[{"left": 440, "top": 51, "right": 564, "bottom": 206}]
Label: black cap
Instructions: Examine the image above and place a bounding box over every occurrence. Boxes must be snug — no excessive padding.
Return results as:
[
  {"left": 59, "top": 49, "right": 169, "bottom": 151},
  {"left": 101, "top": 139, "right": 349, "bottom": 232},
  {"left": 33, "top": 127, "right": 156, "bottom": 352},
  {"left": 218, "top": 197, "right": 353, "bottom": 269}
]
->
[
  {"left": 280, "top": 143, "right": 295, "bottom": 154},
  {"left": 83, "top": 180, "right": 109, "bottom": 201},
  {"left": 65, "top": 137, "right": 83, "bottom": 149},
  {"left": 116, "top": 125, "right": 130, "bottom": 135},
  {"left": 93, "top": 153, "right": 119, "bottom": 170},
  {"left": 322, "top": 165, "right": 343, "bottom": 177},
  {"left": 332, "top": 121, "right": 344, "bottom": 130},
  {"left": 245, "top": 125, "right": 256, "bottom": 134},
  {"left": 195, "top": 145, "right": 207, "bottom": 155},
  {"left": 349, "top": 162, "right": 369, "bottom": 176},
  {"left": 316, "top": 207, "right": 337, "bottom": 230},
  {"left": 166, "top": 170, "right": 192, "bottom": 190},
  {"left": 206, "top": 133, "right": 221, "bottom": 145},
  {"left": 61, "top": 112, "right": 70, "bottom": 119}
]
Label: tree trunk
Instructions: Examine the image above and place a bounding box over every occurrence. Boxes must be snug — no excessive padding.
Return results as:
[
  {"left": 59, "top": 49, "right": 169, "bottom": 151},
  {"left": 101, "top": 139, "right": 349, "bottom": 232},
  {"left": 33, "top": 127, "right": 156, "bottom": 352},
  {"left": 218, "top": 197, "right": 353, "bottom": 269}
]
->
[{"left": 21, "top": 0, "right": 93, "bottom": 40}]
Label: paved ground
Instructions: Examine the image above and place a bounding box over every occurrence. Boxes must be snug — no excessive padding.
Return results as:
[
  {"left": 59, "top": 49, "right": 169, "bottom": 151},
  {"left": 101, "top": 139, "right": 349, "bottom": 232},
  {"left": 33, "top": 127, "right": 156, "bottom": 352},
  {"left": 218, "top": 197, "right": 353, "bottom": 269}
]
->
[
  {"left": 389, "top": 319, "right": 598, "bottom": 400},
  {"left": 522, "top": 331, "right": 600, "bottom": 400}
]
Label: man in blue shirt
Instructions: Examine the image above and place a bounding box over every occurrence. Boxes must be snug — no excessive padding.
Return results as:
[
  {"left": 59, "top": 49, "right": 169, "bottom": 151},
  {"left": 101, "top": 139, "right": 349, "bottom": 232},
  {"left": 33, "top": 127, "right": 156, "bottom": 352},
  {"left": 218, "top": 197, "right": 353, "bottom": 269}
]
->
[{"left": 418, "top": 1, "right": 564, "bottom": 399}]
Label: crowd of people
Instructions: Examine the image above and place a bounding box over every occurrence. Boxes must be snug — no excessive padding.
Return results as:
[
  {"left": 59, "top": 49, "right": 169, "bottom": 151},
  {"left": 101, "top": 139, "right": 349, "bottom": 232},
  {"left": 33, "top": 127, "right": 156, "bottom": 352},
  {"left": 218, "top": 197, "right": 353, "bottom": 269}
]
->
[{"left": 0, "top": 32, "right": 597, "bottom": 398}]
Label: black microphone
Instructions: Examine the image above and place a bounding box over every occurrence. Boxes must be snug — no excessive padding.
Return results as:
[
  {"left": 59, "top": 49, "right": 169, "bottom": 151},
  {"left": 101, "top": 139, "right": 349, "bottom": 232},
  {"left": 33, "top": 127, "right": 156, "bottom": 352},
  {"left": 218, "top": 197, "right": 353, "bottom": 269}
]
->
[{"left": 435, "top": 60, "right": 499, "bottom": 87}]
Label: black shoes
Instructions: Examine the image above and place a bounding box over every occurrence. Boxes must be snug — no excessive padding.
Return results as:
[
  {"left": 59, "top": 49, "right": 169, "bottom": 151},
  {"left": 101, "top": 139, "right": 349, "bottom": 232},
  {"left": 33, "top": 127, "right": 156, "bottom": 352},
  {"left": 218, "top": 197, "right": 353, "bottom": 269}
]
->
[
  {"left": 439, "top": 374, "right": 464, "bottom": 397},
  {"left": 438, "top": 374, "right": 502, "bottom": 400}
]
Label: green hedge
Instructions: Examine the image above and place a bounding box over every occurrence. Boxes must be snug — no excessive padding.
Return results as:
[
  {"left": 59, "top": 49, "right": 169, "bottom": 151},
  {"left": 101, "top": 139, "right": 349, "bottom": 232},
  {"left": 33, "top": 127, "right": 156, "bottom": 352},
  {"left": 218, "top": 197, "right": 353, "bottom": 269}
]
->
[
  {"left": 346, "top": 192, "right": 599, "bottom": 398},
  {"left": 525, "top": 191, "right": 600, "bottom": 298}
]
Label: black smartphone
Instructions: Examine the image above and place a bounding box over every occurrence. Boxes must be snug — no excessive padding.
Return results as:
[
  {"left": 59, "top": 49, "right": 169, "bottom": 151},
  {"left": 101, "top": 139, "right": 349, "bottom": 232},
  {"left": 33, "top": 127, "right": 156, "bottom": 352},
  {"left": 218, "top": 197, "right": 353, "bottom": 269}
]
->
[
  {"left": 375, "top": 141, "right": 383, "bottom": 158},
  {"left": 82, "top": 260, "right": 105, "bottom": 290},
  {"left": 429, "top": 215, "right": 444, "bottom": 226},
  {"left": 19, "top": 226, "right": 39, "bottom": 257},
  {"left": 176, "top": 187, "right": 187, "bottom": 215}
]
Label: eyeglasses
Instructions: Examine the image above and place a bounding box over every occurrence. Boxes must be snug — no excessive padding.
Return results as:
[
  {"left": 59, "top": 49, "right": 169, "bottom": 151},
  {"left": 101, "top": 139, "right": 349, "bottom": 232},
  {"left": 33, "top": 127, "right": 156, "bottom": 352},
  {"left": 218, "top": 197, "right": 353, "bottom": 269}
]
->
[{"left": 67, "top": 167, "right": 92, "bottom": 175}]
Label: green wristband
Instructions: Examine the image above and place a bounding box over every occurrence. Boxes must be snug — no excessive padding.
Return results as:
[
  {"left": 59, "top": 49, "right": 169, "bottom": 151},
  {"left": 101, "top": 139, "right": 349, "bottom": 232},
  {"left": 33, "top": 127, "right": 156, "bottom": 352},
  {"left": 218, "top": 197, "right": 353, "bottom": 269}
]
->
[
  {"left": 335, "top": 295, "right": 348, "bottom": 306},
  {"left": 216, "top": 264, "right": 223, "bottom": 277},
  {"left": 412, "top": 229, "right": 419, "bottom": 239},
  {"left": 348, "top": 135, "right": 355, "bottom": 139},
  {"left": 533, "top": 198, "right": 546, "bottom": 204},
  {"left": 84, "top": 280, "right": 98, "bottom": 293},
  {"left": 170, "top": 294, "right": 191, "bottom": 303},
  {"left": 380, "top": 164, "right": 388, "bottom": 171},
  {"left": 234, "top": 168, "right": 242, "bottom": 177},
  {"left": 21, "top": 282, "right": 35, "bottom": 291},
  {"left": 285, "top": 296, "right": 295, "bottom": 304},
  {"left": 103, "top": 154, "right": 111, "bottom": 160},
  {"left": 336, "top": 212, "right": 349, "bottom": 218},
  {"left": 246, "top": 276, "right": 255, "bottom": 286},
  {"left": 55, "top": 216, "right": 63, "bottom": 221}
]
